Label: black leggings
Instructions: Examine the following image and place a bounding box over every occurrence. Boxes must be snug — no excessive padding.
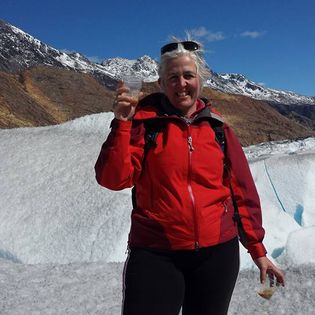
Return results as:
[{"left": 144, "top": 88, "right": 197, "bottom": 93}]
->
[{"left": 122, "top": 237, "right": 240, "bottom": 315}]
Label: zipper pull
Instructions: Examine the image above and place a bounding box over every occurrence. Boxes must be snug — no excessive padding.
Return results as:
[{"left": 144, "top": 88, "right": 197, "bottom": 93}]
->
[
  {"left": 223, "top": 200, "right": 228, "bottom": 213},
  {"left": 188, "top": 136, "right": 195, "bottom": 151}
]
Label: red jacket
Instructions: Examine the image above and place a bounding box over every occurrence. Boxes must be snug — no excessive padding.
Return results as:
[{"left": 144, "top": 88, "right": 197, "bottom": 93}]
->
[{"left": 95, "top": 93, "right": 267, "bottom": 259}]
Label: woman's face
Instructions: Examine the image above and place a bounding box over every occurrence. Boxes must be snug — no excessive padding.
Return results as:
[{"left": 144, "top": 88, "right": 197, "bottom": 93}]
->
[{"left": 160, "top": 55, "right": 201, "bottom": 117}]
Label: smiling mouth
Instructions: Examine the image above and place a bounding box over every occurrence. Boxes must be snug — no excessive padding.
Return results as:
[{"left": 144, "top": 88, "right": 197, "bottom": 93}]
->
[{"left": 176, "top": 92, "right": 190, "bottom": 97}]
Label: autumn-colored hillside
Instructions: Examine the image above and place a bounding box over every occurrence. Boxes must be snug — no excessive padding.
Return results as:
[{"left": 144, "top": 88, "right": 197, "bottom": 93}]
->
[{"left": 1, "top": 66, "right": 314, "bottom": 145}]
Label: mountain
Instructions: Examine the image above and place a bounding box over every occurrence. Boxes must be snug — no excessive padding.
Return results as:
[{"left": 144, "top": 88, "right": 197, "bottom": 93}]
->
[
  {"left": 206, "top": 72, "right": 315, "bottom": 130},
  {"left": 0, "top": 20, "right": 157, "bottom": 89},
  {"left": 207, "top": 72, "right": 315, "bottom": 106},
  {"left": 1, "top": 19, "right": 315, "bottom": 144},
  {"left": 1, "top": 66, "right": 313, "bottom": 145},
  {"left": 0, "top": 66, "right": 115, "bottom": 128},
  {"left": 1, "top": 19, "right": 314, "bottom": 104},
  {"left": 201, "top": 88, "right": 315, "bottom": 146},
  {"left": 101, "top": 56, "right": 158, "bottom": 80}
]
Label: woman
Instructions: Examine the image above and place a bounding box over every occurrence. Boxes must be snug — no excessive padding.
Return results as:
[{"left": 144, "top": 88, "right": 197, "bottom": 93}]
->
[{"left": 95, "top": 40, "right": 285, "bottom": 315}]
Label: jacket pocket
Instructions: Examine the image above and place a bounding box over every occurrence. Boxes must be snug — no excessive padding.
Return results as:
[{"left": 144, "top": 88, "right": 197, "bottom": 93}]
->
[{"left": 220, "top": 197, "right": 238, "bottom": 238}]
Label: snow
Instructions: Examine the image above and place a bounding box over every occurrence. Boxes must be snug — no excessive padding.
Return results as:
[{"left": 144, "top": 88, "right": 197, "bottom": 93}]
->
[
  {"left": 1, "top": 112, "right": 315, "bottom": 314},
  {"left": 9, "top": 24, "right": 41, "bottom": 48},
  {"left": 101, "top": 56, "right": 159, "bottom": 81}
]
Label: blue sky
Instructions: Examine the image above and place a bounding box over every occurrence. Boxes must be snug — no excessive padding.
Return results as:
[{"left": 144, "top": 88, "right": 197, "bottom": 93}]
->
[{"left": 1, "top": 0, "right": 315, "bottom": 96}]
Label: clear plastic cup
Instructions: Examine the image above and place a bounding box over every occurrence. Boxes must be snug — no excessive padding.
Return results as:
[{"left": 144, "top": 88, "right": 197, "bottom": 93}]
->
[
  {"left": 122, "top": 75, "right": 142, "bottom": 104},
  {"left": 257, "top": 275, "right": 279, "bottom": 300}
]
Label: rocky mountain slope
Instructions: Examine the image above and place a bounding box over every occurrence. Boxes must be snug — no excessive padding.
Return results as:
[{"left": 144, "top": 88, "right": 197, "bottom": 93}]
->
[
  {"left": 207, "top": 72, "right": 315, "bottom": 105},
  {"left": 1, "top": 65, "right": 314, "bottom": 145},
  {"left": 1, "top": 19, "right": 315, "bottom": 144},
  {"left": 1, "top": 19, "right": 314, "bottom": 104},
  {"left": 201, "top": 89, "right": 315, "bottom": 145},
  {"left": 0, "top": 20, "right": 157, "bottom": 89},
  {"left": 0, "top": 67, "right": 114, "bottom": 128}
]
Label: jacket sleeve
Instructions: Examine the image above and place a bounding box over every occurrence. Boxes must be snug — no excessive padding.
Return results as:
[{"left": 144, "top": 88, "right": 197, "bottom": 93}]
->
[
  {"left": 224, "top": 124, "right": 267, "bottom": 260},
  {"left": 95, "top": 118, "right": 145, "bottom": 190}
]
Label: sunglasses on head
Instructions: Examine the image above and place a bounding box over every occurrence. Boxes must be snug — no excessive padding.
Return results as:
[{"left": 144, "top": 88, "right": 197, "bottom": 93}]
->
[{"left": 160, "top": 41, "right": 200, "bottom": 55}]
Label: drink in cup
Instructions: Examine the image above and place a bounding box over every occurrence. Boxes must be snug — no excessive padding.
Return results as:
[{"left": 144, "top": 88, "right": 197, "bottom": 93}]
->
[{"left": 122, "top": 75, "right": 142, "bottom": 104}]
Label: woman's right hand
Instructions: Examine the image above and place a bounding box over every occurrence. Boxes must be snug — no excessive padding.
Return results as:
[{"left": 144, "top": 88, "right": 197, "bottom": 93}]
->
[
  {"left": 112, "top": 81, "right": 141, "bottom": 121},
  {"left": 254, "top": 256, "right": 285, "bottom": 286}
]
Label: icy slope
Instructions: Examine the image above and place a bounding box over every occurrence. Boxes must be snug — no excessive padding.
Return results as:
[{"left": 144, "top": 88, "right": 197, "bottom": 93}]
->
[{"left": 0, "top": 112, "right": 314, "bottom": 270}]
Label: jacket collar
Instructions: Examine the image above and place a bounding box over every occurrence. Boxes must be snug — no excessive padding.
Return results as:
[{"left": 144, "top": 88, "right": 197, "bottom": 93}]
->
[{"left": 134, "top": 92, "right": 224, "bottom": 124}]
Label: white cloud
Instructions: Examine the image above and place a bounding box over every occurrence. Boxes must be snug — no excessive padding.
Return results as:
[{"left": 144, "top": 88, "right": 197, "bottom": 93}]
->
[
  {"left": 240, "top": 31, "right": 266, "bottom": 39},
  {"left": 189, "top": 26, "right": 209, "bottom": 37},
  {"left": 206, "top": 31, "right": 225, "bottom": 42},
  {"left": 188, "top": 26, "right": 226, "bottom": 42}
]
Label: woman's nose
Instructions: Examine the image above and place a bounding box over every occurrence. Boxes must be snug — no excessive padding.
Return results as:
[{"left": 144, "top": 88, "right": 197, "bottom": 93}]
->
[{"left": 178, "top": 76, "right": 187, "bottom": 87}]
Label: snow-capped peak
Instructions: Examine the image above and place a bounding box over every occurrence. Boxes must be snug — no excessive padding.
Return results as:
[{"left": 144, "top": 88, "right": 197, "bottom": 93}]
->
[
  {"left": 0, "top": 19, "right": 314, "bottom": 104},
  {"left": 101, "top": 55, "right": 158, "bottom": 81},
  {"left": 207, "top": 71, "right": 315, "bottom": 105}
]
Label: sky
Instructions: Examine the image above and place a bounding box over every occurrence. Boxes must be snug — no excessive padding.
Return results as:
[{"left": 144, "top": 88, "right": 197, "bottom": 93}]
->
[
  {"left": 0, "top": 112, "right": 315, "bottom": 313},
  {"left": 1, "top": 0, "right": 315, "bottom": 96}
]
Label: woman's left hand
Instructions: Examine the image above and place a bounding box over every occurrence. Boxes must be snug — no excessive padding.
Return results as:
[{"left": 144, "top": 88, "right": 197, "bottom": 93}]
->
[{"left": 254, "top": 256, "right": 285, "bottom": 286}]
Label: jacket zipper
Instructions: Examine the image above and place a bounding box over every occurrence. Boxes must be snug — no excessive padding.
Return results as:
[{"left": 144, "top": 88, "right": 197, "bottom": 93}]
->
[{"left": 187, "top": 127, "right": 200, "bottom": 250}]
